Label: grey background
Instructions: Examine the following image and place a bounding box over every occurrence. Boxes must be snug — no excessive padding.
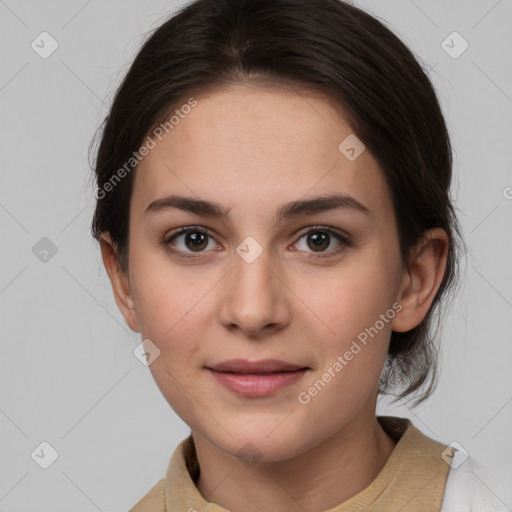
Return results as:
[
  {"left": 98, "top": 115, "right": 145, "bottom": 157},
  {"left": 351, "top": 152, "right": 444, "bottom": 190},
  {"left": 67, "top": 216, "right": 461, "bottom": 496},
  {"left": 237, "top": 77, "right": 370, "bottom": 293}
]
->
[{"left": 0, "top": 0, "right": 511, "bottom": 510}]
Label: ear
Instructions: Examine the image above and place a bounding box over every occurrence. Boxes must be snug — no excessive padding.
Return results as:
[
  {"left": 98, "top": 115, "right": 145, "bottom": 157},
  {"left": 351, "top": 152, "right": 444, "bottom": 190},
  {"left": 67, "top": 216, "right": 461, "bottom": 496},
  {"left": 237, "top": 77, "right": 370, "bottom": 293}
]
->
[
  {"left": 391, "top": 228, "right": 449, "bottom": 332},
  {"left": 99, "top": 233, "right": 140, "bottom": 333}
]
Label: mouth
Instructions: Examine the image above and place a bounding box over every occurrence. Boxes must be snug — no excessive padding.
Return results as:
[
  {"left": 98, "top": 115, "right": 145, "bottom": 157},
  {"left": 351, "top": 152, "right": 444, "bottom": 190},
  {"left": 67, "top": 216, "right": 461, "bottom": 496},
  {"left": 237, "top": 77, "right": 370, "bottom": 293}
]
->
[{"left": 205, "top": 359, "right": 310, "bottom": 397}]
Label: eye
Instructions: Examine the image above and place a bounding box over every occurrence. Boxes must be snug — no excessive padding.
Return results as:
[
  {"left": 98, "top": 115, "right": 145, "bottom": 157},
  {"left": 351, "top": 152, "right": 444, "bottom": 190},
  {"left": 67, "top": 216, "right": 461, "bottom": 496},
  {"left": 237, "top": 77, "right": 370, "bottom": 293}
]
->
[
  {"left": 292, "top": 226, "right": 352, "bottom": 258},
  {"left": 163, "top": 227, "right": 221, "bottom": 259},
  {"left": 162, "top": 225, "right": 352, "bottom": 260}
]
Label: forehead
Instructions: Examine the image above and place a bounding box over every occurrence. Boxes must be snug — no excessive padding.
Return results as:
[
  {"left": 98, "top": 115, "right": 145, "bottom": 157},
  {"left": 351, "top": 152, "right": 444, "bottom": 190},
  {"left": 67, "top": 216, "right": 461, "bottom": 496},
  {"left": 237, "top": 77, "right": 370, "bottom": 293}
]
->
[{"left": 133, "top": 85, "right": 392, "bottom": 225}]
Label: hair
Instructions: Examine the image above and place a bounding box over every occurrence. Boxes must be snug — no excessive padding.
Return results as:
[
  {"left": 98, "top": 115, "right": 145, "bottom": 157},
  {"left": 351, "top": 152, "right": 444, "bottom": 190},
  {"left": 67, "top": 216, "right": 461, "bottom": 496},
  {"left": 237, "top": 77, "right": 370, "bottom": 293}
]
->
[{"left": 90, "top": 0, "right": 466, "bottom": 406}]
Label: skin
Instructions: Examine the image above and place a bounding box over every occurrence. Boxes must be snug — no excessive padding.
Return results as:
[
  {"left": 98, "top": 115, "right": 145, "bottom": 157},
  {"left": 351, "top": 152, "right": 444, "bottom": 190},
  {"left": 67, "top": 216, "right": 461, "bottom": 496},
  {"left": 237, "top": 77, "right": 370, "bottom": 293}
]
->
[{"left": 100, "top": 84, "right": 449, "bottom": 511}]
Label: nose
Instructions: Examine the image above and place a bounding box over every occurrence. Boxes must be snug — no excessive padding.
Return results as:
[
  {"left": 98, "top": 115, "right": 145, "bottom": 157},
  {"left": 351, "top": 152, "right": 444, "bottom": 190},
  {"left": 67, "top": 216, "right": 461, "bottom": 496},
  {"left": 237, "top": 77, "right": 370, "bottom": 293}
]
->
[{"left": 218, "top": 243, "right": 292, "bottom": 338}]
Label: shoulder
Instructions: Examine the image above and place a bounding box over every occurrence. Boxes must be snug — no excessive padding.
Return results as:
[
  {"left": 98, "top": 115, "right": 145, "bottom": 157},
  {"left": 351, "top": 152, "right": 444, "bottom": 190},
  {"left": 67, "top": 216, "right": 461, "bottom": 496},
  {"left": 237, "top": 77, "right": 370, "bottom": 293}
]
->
[
  {"left": 441, "top": 455, "right": 509, "bottom": 512},
  {"left": 128, "top": 478, "right": 165, "bottom": 512}
]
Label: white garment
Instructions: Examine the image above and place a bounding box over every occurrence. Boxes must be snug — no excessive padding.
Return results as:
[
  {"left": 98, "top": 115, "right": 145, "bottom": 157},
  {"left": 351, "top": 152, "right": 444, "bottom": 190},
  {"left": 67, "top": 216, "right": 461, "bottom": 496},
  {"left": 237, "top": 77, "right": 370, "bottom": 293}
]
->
[{"left": 440, "top": 453, "right": 510, "bottom": 512}]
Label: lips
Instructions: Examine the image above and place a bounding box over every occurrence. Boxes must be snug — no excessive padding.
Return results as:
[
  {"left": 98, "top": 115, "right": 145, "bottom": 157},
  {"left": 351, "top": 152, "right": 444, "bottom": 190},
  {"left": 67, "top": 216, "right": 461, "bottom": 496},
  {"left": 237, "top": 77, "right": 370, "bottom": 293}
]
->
[
  {"left": 206, "top": 359, "right": 309, "bottom": 397},
  {"left": 207, "top": 359, "right": 307, "bottom": 374}
]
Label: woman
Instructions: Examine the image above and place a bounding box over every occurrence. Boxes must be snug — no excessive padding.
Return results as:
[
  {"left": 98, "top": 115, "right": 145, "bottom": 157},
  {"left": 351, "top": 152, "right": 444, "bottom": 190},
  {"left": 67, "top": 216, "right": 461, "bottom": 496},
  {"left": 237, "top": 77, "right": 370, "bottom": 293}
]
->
[{"left": 90, "top": 0, "right": 506, "bottom": 509}]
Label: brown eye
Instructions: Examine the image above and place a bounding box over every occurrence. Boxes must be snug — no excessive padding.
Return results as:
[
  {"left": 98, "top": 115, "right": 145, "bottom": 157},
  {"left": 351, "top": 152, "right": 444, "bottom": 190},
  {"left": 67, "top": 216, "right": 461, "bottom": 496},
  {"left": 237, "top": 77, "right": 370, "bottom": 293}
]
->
[
  {"left": 306, "top": 231, "right": 330, "bottom": 252},
  {"left": 184, "top": 232, "right": 208, "bottom": 251},
  {"left": 293, "top": 227, "right": 352, "bottom": 258},
  {"left": 164, "top": 227, "right": 220, "bottom": 258}
]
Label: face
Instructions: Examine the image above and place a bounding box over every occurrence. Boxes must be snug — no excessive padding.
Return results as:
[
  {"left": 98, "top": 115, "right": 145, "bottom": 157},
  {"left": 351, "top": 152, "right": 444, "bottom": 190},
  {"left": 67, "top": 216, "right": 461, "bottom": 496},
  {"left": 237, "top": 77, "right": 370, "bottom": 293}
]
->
[{"left": 116, "top": 85, "right": 410, "bottom": 461}]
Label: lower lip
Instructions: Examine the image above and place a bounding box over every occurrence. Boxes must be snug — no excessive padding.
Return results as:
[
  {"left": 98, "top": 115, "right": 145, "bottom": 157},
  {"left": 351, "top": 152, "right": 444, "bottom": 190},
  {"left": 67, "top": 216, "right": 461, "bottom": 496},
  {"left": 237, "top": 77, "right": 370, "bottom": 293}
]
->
[{"left": 207, "top": 368, "right": 308, "bottom": 397}]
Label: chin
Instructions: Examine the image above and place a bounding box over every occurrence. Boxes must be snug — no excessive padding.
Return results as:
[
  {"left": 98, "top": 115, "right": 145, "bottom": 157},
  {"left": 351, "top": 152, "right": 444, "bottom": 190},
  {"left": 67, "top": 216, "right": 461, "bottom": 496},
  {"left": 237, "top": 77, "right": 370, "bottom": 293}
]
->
[{"left": 202, "top": 419, "right": 317, "bottom": 464}]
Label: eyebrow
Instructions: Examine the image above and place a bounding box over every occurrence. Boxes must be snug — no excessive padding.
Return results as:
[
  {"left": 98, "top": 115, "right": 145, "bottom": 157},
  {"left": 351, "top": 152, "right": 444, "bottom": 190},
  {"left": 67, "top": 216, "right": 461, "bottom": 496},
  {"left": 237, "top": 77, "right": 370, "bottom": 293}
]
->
[{"left": 144, "top": 193, "right": 371, "bottom": 223}]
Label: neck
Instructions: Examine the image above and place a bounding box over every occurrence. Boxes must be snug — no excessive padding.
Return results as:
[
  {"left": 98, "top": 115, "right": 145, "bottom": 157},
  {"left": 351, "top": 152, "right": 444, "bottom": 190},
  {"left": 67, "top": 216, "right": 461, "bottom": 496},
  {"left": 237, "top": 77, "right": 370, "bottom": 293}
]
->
[{"left": 193, "top": 413, "right": 396, "bottom": 512}]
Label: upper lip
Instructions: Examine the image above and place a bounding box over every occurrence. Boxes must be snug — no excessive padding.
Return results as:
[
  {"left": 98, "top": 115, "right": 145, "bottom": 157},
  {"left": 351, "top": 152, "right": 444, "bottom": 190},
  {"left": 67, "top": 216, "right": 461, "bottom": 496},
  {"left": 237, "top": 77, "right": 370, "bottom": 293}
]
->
[{"left": 207, "top": 359, "right": 308, "bottom": 374}]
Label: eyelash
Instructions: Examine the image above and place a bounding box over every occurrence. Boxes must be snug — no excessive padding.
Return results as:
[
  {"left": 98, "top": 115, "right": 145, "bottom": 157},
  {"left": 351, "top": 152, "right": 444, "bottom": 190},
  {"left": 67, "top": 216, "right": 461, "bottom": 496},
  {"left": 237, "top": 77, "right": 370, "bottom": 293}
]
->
[{"left": 162, "top": 225, "right": 353, "bottom": 260}]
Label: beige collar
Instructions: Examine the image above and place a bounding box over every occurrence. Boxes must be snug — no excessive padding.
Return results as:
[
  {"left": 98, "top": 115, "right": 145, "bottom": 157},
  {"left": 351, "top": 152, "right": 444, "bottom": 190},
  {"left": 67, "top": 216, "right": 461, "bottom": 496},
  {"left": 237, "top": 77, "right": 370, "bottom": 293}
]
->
[{"left": 131, "top": 416, "right": 453, "bottom": 511}]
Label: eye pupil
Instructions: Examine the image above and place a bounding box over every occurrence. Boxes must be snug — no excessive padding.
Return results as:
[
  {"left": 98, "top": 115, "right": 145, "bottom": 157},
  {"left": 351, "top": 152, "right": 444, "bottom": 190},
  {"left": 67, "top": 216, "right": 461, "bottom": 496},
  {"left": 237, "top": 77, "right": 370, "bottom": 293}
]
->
[
  {"left": 186, "top": 232, "right": 208, "bottom": 251},
  {"left": 308, "top": 232, "right": 329, "bottom": 251}
]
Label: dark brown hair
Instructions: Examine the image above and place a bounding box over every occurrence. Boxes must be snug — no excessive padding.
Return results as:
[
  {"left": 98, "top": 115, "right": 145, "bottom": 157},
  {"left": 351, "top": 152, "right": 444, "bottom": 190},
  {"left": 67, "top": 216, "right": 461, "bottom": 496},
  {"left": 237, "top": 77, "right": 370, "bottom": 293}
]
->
[{"left": 90, "top": 0, "right": 465, "bottom": 406}]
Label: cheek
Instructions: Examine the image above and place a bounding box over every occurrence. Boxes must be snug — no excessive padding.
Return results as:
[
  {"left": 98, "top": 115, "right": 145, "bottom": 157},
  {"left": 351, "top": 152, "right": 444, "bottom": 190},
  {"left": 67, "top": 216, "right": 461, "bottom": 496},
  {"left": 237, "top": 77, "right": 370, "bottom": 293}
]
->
[
  {"left": 303, "top": 258, "right": 397, "bottom": 341},
  {"left": 135, "top": 282, "right": 207, "bottom": 361},
  {"left": 129, "top": 244, "right": 210, "bottom": 339},
  {"left": 137, "top": 272, "right": 208, "bottom": 417},
  {"left": 298, "top": 259, "right": 397, "bottom": 392},
  {"left": 130, "top": 262, "right": 222, "bottom": 407}
]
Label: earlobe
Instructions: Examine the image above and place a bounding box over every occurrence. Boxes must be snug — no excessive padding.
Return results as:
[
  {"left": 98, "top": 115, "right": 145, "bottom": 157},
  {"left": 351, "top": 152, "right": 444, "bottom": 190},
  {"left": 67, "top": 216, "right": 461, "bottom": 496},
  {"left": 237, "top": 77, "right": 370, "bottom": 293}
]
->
[
  {"left": 99, "top": 233, "right": 140, "bottom": 333},
  {"left": 391, "top": 228, "right": 449, "bottom": 333}
]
